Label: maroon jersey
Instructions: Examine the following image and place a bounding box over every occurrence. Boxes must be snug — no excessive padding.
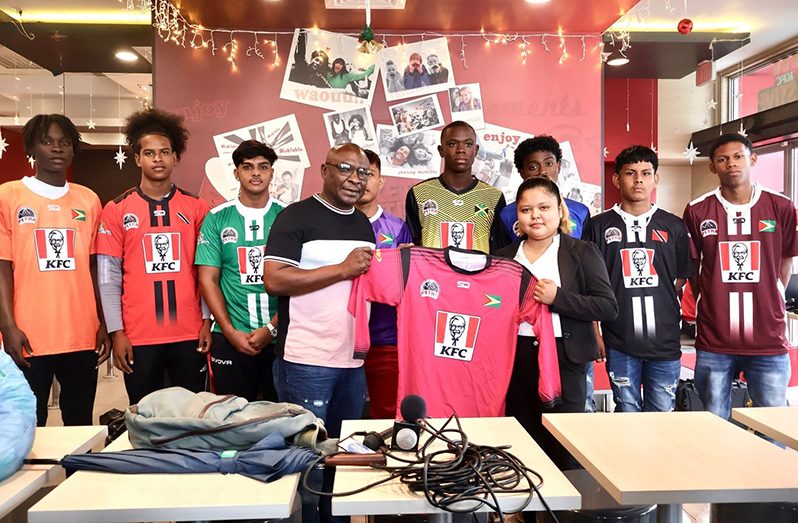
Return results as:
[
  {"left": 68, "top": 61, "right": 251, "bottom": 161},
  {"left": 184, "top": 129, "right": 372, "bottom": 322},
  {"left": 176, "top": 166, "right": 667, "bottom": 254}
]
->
[{"left": 683, "top": 185, "right": 798, "bottom": 355}]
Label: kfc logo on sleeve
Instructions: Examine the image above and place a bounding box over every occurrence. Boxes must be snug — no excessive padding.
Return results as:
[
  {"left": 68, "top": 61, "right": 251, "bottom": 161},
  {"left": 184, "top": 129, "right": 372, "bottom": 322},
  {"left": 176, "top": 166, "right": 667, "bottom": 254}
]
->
[
  {"left": 719, "top": 241, "right": 760, "bottom": 283},
  {"left": 433, "top": 310, "right": 481, "bottom": 362},
  {"left": 142, "top": 232, "right": 181, "bottom": 273},
  {"left": 237, "top": 246, "right": 265, "bottom": 285},
  {"left": 440, "top": 221, "right": 474, "bottom": 249},
  {"left": 620, "top": 248, "right": 659, "bottom": 288},
  {"left": 34, "top": 228, "right": 76, "bottom": 271}
]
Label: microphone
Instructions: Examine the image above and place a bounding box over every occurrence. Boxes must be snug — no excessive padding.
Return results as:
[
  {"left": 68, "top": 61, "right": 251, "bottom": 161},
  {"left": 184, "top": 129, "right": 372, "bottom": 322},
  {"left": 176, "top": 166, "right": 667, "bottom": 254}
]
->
[
  {"left": 362, "top": 394, "right": 427, "bottom": 452},
  {"left": 391, "top": 394, "right": 426, "bottom": 452}
]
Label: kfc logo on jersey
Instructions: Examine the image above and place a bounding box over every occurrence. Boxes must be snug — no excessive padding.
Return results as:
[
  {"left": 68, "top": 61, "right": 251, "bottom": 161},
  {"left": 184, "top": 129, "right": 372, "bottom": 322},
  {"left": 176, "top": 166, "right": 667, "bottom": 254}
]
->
[
  {"left": 620, "top": 248, "right": 659, "bottom": 288},
  {"left": 34, "top": 228, "right": 76, "bottom": 271},
  {"left": 700, "top": 219, "right": 718, "bottom": 237},
  {"left": 17, "top": 207, "right": 36, "bottom": 225},
  {"left": 123, "top": 213, "right": 139, "bottom": 231},
  {"left": 605, "top": 227, "right": 622, "bottom": 244},
  {"left": 221, "top": 227, "right": 238, "bottom": 245},
  {"left": 441, "top": 221, "right": 474, "bottom": 249},
  {"left": 719, "top": 241, "right": 760, "bottom": 283},
  {"left": 237, "top": 246, "right": 265, "bottom": 285},
  {"left": 142, "top": 232, "right": 181, "bottom": 273},
  {"left": 422, "top": 199, "right": 439, "bottom": 216},
  {"left": 434, "top": 311, "right": 481, "bottom": 362},
  {"left": 420, "top": 279, "right": 440, "bottom": 299}
]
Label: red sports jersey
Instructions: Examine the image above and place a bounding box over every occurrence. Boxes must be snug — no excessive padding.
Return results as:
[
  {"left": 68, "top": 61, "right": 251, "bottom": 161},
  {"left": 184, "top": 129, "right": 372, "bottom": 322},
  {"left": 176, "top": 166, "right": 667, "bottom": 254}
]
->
[
  {"left": 683, "top": 185, "right": 798, "bottom": 355},
  {"left": 96, "top": 186, "right": 209, "bottom": 346},
  {"left": 349, "top": 247, "right": 557, "bottom": 417}
]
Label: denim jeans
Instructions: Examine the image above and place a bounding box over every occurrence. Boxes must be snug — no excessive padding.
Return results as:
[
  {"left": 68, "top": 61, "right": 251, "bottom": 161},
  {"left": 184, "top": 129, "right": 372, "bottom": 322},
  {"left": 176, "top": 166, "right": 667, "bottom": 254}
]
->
[
  {"left": 280, "top": 360, "right": 366, "bottom": 438},
  {"left": 695, "top": 350, "right": 790, "bottom": 419},
  {"left": 606, "top": 348, "right": 681, "bottom": 412}
]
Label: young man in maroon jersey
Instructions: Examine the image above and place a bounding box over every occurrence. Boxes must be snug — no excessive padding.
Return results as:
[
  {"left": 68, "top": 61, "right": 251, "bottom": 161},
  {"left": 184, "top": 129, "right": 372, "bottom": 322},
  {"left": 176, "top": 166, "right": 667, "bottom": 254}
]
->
[
  {"left": 97, "top": 109, "right": 211, "bottom": 405},
  {"left": 683, "top": 133, "right": 798, "bottom": 419}
]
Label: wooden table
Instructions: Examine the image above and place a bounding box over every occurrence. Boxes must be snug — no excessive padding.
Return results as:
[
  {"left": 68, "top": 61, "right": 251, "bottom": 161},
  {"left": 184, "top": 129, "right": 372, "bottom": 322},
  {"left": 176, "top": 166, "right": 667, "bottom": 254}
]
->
[
  {"left": 732, "top": 406, "right": 798, "bottom": 451},
  {"left": 0, "top": 426, "right": 108, "bottom": 519},
  {"left": 27, "top": 435, "right": 301, "bottom": 522},
  {"left": 543, "top": 411, "right": 798, "bottom": 523},
  {"left": 332, "top": 417, "right": 581, "bottom": 522}
]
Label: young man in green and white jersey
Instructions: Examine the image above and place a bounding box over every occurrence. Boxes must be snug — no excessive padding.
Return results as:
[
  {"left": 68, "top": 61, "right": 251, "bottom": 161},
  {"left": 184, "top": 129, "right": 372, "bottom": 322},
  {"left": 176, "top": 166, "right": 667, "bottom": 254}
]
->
[{"left": 196, "top": 140, "right": 284, "bottom": 401}]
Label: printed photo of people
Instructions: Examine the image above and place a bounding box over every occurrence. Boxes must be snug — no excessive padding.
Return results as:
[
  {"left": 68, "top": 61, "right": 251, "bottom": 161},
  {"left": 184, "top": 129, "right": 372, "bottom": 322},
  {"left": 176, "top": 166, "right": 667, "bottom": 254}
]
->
[
  {"left": 448, "top": 83, "right": 485, "bottom": 130},
  {"left": 280, "top": 28, "right": 379, "bottom": 111},
  {"left": 388, "top": 95, "right": 444, "bottom": 137},
  {"left": 470, "top": 123, "right": 533, "bottom": 202},
  {"left": 376, "top": 124, "right": 441, "bottom": 180},
  {"left": 269, "top": 167, "right": 305, "bottom": 205},
  {"left": 380, "top": 37, "right": 455, "bottom": 102},
  {"left": 323, "top": 108, "right": 377, "bottom": 150}
]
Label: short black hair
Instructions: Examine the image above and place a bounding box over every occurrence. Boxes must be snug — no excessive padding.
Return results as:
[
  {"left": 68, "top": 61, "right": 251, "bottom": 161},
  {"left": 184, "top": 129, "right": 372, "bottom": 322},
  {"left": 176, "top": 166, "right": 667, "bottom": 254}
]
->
[
  {"left": 709, "top": 133, "right": 753, "bottom": 160},
  {"left": 124, "top": 108, "right": 189, "bottom": 159},
  {"left": 440, "top": 120, "right": 475, "bottom": 143},
  {"left": 364, "top": 149, "right": 380, "bottom": 171},
  {"left": 613, "top": 145, "right": 658, "bottom": 174},
  {"left": 22, "top": 114, "right": 81, "bottom": 156},
  {"left": 232, "top": 140, "right": 277, "bottom": 167},
  {"left": 513, "top": 135, "right": 562, "bottom": 174}
]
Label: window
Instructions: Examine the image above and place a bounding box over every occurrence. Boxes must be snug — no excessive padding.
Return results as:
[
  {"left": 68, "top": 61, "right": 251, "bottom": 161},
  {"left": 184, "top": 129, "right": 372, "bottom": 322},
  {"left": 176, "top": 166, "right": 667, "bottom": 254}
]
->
[{"left": 727, "top": 47, "right": 798, "bottom": 121}]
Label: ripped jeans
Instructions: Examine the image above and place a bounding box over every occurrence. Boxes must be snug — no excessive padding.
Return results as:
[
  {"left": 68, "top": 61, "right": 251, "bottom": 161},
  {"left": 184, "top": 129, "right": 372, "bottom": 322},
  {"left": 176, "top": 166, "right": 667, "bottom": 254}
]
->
[
  {"left": 606, "top": 348, "right": 681, "bottom": 412},
  {"left": 280, "top": 360, "right": 366, "bottom": 438}
]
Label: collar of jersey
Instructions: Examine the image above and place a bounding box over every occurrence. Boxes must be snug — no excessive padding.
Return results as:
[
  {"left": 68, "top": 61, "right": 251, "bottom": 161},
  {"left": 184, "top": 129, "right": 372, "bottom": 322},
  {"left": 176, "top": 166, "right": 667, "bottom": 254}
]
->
[
  {"left": 443, "top": 246, "right": 493, "bottom": 275},
  {"left": 136, "top": 184, "right": 175, "bottom": 204},
  {"left": 714, "top": 183, "right": 761, "bottom": 211},
  {"left": 313, "top": 193, "right": 355, "bottom": 215},
  {"left": 438, "top": 175, "right": 479, "bottom": 195},
  {"left": 612, "top": 203, "right": 658, "bottom": 225},
  {"left": 235, "top": 198, "right": 273, "bottom": 220},
  {"left": 368, "top": 205, "right": 384, "bottom": 223}
]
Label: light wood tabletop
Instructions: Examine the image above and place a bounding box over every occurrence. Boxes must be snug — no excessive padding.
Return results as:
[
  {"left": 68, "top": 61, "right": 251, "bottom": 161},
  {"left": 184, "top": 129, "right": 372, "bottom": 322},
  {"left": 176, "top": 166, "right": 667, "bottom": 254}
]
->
[
  {"left": 28, "top": 426, "right": 108, "bottom": 460},
  {"left": 332, "top": 417, "right": 581, "bottom": 518},
  {"left": 27, "top": 434, "right": 300, "bottom": 523},
  {"left": 543, "top": 411, "right": 798, "bottom": 506},
  {"left": 0, "top": 468, "right": 49, "bottom": 519},
  {"left": 732, "top": 406, "right": 798, "bottom": 451}
]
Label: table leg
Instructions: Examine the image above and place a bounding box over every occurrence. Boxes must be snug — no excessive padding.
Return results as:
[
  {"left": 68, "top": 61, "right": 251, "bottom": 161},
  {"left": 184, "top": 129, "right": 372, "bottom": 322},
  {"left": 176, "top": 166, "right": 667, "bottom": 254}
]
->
[{"left": 657, "top": 503, "right": 682, "bottom": 523}]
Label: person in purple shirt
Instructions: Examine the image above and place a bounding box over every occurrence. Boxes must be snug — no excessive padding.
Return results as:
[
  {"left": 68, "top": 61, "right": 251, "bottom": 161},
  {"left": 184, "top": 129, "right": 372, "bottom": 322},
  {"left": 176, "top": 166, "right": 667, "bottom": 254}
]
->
[{"left": 357, "top": 150, "right": 413, "bottom": 418}]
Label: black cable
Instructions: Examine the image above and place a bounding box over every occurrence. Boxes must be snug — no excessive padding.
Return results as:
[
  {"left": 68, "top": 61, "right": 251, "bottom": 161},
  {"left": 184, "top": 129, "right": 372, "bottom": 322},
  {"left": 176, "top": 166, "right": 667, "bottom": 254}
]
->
[{"left": 301, "top": 414, "right": 561, "bottom": 523}]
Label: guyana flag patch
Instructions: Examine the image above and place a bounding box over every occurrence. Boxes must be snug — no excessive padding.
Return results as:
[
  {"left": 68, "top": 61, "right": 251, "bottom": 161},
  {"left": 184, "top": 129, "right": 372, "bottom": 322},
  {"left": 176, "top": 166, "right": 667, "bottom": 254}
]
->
[
  {"left": 484, "top": 294, "right": 502, "bottom": 308},
  {"left": 378, "top": 232, "right": 395, "bottom": 245},
  {"left": 71, "top": 209, "right": 86, "bottom": 221},
  {"left": 758, "top": 220, "right": 776, "bottom": 233}
]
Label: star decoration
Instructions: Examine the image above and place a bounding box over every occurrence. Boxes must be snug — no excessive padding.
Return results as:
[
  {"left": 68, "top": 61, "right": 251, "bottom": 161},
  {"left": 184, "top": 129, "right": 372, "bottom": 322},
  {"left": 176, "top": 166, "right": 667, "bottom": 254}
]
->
[
  {"left": 603, "top": 147, "right": 609, "bottom": 158},
  {"left": 738, "top": 123, "right": 748, "bottom": 137},
  {"left": 733, "top": 92, "right": 744, "bottom": 102},
  {"left": 601, "top": 51, "right": 612, "bottom": 62},
  {"left": 650, "top": 143, "right": 658, "bottom": 154},
  {"left": 87, "top": 119, "right": 96, "bottom": 130},
  {"left": 682, "top": 141, "right": 700, "bottom": 165},
  {"left": 707, "top": 99, "right": 718, "bottom": 111},
  {"left": 27, "top": 155, "right": 35, "bottom": 169},
  {"left": 0, "top": 132, "right": 7, "bottom": 160},
  {"left": 114, "top": 146, "right": 127, "bottom": 170}
]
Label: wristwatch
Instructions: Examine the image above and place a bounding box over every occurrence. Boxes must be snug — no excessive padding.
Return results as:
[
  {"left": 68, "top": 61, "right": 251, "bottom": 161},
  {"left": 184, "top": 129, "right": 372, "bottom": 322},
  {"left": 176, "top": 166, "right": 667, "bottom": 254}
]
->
[{"left": 266, "top": 322, "right": 278, "bottom": 337}]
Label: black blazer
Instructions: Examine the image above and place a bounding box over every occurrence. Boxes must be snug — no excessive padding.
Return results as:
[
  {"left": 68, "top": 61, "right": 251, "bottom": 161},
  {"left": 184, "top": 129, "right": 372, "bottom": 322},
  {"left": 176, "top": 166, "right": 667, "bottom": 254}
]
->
[{"left": 496, "top": 234, "right": 618, "bottom": 364}]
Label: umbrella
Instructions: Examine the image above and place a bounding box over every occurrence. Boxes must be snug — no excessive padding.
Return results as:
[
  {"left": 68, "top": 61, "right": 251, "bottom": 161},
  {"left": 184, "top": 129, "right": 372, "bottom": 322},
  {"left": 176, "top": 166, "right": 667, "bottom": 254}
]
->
[{"left": 61, "top": 432, "right": 318, "bottom": 483}]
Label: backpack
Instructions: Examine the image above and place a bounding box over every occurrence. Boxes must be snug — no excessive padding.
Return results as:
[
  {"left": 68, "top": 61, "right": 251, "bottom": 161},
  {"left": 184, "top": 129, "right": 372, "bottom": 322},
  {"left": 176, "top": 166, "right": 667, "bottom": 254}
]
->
[
  {"left": 125, "top": 387, "right": 332, "bottom": 451},
  {"left": 675, "top": 378, "right": 751, "bottom": 411}
]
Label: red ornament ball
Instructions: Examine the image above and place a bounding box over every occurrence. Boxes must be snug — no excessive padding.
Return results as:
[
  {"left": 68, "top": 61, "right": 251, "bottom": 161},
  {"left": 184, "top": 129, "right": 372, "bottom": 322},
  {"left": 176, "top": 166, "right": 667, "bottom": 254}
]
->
[{"left": 678, "top": 18, "right": 693, "bottom": 34}]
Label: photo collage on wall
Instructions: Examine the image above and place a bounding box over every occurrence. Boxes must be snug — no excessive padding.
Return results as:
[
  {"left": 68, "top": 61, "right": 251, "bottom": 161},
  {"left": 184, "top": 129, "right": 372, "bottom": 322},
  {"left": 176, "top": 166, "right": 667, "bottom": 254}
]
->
[{"left": 204, "top": 30, "right": 597, "bottom": 206}]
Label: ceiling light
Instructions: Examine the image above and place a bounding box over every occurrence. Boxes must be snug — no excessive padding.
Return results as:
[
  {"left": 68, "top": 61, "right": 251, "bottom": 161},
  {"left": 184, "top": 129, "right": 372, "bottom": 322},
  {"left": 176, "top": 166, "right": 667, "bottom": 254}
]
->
[
  {"left": 115, "top": 50, "right": 139, "bottom": 62},
  {"left": 607, "top": 55, "right": 630, "bottom": 66}
]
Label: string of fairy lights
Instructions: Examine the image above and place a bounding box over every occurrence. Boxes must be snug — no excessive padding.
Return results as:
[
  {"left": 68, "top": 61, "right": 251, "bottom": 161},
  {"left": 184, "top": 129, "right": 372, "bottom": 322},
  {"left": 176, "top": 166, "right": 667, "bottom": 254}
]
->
[{"left": 137, "top": 0, "right": 609, "bottom": 71}]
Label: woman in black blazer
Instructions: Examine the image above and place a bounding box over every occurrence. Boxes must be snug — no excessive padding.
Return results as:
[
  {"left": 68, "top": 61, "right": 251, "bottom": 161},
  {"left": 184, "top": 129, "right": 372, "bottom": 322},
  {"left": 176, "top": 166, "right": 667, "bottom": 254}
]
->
[{"left": 496, "top": 177, "right": 617, "bottom": 468}]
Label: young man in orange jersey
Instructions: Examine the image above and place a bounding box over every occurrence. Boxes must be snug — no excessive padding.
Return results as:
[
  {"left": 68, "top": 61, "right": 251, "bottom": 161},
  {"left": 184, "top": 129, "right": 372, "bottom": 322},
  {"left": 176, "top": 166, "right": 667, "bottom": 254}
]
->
[
  {"left": 97, "top": 109, "right": 211, "bottom": 405},
  {"left": 0, "top": 114, "right": 109, "bottom": 425}
]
